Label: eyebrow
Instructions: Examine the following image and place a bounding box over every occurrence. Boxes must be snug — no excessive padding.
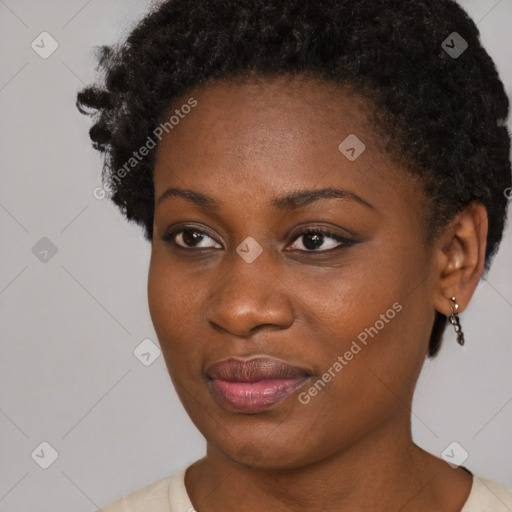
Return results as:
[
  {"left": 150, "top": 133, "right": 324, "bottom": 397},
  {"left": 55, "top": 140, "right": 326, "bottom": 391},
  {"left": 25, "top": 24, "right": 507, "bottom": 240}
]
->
[
  {"left": 271, "top": 187, "right": 375, "bottom": 211},
  {"left": 157, "top": 188, "right": 221, "bottom": 211},
  {"left": 157, "top": 186, "right": 375, "bottom": 211}
]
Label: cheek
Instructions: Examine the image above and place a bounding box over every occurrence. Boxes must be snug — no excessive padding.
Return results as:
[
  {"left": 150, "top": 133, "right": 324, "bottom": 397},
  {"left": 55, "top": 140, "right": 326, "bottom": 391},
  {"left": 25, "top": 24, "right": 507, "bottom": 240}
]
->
[
  {"left": 291, "top": 295, "right": 426, "bottom": 456},
  {"left": 147, "top": 258, "right": 176, "bottom": 338},
  {"left": 284, "top": 249, "right": 403, "bottom": 343},
  {"left": 147, "top": 247, "right": 205, "bottom": 330},
  {"left": 147, "top": 254, "right": 196, "bottom": 368},
  {"left": 291, "top": 241, "right": 431, "bottom": 396}
]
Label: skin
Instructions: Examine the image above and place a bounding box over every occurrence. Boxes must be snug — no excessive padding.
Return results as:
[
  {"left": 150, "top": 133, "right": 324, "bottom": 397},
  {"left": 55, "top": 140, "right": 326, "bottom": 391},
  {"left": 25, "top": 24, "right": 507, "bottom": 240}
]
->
[{"left": 147, "top": 74, "right": 487, "bottom": 512}]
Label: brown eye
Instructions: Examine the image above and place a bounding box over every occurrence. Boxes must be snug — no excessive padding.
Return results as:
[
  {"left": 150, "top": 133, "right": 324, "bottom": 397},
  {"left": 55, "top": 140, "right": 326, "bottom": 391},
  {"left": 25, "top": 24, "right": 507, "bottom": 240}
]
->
[
  {"left": 162, "top": 227, "right": 222, "bottom": 249},
  {"left": 288, "top": 230, "right": 353, "bottom": 252}
]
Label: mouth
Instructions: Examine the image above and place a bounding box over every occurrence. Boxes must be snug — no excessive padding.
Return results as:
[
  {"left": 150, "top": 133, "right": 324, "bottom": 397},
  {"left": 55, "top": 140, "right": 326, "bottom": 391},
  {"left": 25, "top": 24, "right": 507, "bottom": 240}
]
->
[{"left": 205, "top": 357, "right": 311, "bottom": 413}]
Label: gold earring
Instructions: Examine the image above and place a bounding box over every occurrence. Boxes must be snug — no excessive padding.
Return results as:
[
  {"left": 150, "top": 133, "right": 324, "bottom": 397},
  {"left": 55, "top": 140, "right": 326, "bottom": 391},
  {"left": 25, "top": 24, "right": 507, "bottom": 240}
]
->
[{"left": 448, "top": 297, "right": 465, "bottom": 346}]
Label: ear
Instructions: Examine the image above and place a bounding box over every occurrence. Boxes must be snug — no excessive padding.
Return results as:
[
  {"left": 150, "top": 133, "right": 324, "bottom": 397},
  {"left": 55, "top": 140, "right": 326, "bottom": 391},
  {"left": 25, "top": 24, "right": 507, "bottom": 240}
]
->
[{"left": 432, "top": 201, "right": 488, "bottom": 316}]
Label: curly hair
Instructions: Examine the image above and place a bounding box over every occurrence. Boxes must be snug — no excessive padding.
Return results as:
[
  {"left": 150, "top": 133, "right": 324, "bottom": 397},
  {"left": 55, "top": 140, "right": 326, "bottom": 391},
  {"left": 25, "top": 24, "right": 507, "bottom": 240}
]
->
[{"left": 77, "top": 0, "right": 511, "bottom": 357}]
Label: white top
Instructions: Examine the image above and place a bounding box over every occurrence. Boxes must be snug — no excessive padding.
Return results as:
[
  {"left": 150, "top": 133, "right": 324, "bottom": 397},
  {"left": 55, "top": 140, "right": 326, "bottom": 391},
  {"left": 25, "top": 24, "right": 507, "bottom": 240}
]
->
[{"left": 96, "top": 467, "right": 512, "bottom": 512}]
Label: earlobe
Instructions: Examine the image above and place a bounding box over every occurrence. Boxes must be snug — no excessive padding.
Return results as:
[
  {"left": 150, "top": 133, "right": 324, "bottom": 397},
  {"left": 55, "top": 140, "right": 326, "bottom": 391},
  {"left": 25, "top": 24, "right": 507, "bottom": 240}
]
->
[{"left": 432, "top": 201, "right": 488, "bottom": 317}]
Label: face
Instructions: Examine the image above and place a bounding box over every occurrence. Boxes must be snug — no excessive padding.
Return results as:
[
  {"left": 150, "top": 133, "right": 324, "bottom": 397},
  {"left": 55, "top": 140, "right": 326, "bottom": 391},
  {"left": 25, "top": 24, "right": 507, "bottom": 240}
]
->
[{"left": 148, "top": 75, "right": 438, "bottom": 469}]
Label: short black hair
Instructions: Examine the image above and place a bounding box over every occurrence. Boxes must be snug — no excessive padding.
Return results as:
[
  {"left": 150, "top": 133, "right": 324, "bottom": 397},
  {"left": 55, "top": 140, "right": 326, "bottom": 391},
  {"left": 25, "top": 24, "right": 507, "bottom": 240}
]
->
[{"left": 77, "top": 0, "right": 511, "bottom": 357}]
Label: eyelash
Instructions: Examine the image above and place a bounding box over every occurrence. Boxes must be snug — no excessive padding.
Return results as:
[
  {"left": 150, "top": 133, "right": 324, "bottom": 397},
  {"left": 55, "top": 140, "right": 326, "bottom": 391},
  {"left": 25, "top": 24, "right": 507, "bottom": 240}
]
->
[{"left": 160, "top": 226, "right": 355, "bottom": 253}]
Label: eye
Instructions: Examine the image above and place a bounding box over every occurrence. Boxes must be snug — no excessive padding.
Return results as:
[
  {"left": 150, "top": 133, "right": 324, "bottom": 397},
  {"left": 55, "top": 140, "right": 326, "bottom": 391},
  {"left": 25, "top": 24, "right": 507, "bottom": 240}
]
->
[
  {"left": 287, "top": 229, "right": 353, "bottom": 252},
  {"left": 161, "top": 227, "right": 222, "bottom": 249}
]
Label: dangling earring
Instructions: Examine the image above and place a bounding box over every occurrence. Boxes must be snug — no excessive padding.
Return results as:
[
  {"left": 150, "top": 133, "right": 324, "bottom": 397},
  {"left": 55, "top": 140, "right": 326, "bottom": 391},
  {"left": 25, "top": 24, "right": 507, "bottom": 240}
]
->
[{"left": 448, "top": 297, "right": 465, "bottom": 346}]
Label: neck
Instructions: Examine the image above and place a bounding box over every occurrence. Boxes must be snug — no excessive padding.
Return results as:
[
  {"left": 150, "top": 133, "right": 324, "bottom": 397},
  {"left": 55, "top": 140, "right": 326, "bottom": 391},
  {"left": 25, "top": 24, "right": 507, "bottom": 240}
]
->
[{"left": 185, "top": 407, "right": 458, "bottom": 512}]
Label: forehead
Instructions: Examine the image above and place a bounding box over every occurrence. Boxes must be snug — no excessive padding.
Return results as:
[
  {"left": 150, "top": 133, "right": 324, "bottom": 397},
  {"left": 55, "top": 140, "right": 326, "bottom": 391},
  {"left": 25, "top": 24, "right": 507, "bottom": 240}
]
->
[
  {"left": 153, "top": 75, "right": 423, "bottom": 217},
  {"left": 157, "top": 75, "right": 377, "bottom": 155}
]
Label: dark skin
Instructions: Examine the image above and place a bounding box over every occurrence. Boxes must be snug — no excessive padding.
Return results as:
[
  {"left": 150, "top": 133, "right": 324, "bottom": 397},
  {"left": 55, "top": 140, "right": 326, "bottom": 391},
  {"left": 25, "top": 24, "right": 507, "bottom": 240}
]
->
[{"left": 147, "top": 75, "right": 487, "bottom": 512}]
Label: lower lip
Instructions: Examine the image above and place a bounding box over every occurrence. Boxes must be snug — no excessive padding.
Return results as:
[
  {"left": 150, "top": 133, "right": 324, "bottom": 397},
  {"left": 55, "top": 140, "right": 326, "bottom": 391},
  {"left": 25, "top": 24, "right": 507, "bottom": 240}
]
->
[{"left": 208, "top": 377, "right": 309, "bottom": 413}]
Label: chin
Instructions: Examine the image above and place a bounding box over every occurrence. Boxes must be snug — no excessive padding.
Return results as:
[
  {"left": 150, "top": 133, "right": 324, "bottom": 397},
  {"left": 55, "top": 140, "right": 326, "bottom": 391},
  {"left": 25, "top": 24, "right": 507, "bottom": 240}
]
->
[{"left": 211, "top": 437, "right": 324, "bottom": 472}]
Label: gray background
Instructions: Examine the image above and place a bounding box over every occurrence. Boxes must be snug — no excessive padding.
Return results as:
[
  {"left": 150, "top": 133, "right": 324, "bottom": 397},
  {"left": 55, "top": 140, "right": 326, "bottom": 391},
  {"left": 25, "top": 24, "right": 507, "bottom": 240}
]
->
[{"left": 0, "top": 0, "right": 511, "bottom": 510}]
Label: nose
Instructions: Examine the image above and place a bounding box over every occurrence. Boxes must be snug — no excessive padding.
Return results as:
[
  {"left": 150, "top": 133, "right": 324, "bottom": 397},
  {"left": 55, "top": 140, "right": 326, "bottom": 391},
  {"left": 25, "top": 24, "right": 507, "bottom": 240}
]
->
[{"left": 205, "top": 249, "right": 295, "bottom": 337}]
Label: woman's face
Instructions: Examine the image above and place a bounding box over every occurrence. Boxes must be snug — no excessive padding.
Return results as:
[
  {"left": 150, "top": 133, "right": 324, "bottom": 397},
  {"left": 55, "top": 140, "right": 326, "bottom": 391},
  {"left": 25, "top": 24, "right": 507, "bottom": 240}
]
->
[{"left": 148, "top": 75, "right": 438, "bottom": 469}]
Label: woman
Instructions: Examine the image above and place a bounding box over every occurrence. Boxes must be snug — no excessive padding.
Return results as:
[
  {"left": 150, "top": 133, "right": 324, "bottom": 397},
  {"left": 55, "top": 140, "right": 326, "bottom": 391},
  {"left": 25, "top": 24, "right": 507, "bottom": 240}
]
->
[{"left": 77, "top": 0, "right": 512, "bottom": 510}]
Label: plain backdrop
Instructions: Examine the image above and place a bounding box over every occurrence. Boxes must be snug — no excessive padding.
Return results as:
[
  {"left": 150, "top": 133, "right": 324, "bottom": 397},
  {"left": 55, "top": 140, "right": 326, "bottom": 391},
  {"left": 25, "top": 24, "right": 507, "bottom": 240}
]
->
[{"left": 1, "top": 0, "right": 511, "bottom": 510}]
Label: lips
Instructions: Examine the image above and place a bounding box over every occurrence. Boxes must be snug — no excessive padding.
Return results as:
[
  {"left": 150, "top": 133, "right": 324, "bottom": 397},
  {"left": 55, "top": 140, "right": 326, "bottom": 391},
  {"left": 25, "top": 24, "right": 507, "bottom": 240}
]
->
[{"left": 206, "top": 357, "right": 311, "bottom": 413}]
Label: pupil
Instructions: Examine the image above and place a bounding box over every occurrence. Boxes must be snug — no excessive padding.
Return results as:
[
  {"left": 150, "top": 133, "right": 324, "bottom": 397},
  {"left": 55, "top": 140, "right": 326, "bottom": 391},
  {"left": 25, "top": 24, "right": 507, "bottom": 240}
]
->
[
  {"left": 183, "top": 230, "right": 203, "bottom": 246},
  {"left": 304, "top": 233, "right": 323, "bottom": 250}
]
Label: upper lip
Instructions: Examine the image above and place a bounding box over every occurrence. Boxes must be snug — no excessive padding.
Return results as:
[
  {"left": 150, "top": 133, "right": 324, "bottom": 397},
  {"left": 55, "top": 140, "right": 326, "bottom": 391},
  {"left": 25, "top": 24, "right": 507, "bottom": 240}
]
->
[{"left": 206, "top": 357, "right": 311, "bottom": 382}]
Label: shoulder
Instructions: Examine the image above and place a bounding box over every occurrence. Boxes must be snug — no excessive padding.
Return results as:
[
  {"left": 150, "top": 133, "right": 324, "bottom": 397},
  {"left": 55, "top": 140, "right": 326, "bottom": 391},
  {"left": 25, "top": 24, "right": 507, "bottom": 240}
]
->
[
  {"left": 94, "top": 468, "right": 189, "bottom": 512},
  {"left": 462, "top": 475, "right": 512, "bottom": 512}
]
